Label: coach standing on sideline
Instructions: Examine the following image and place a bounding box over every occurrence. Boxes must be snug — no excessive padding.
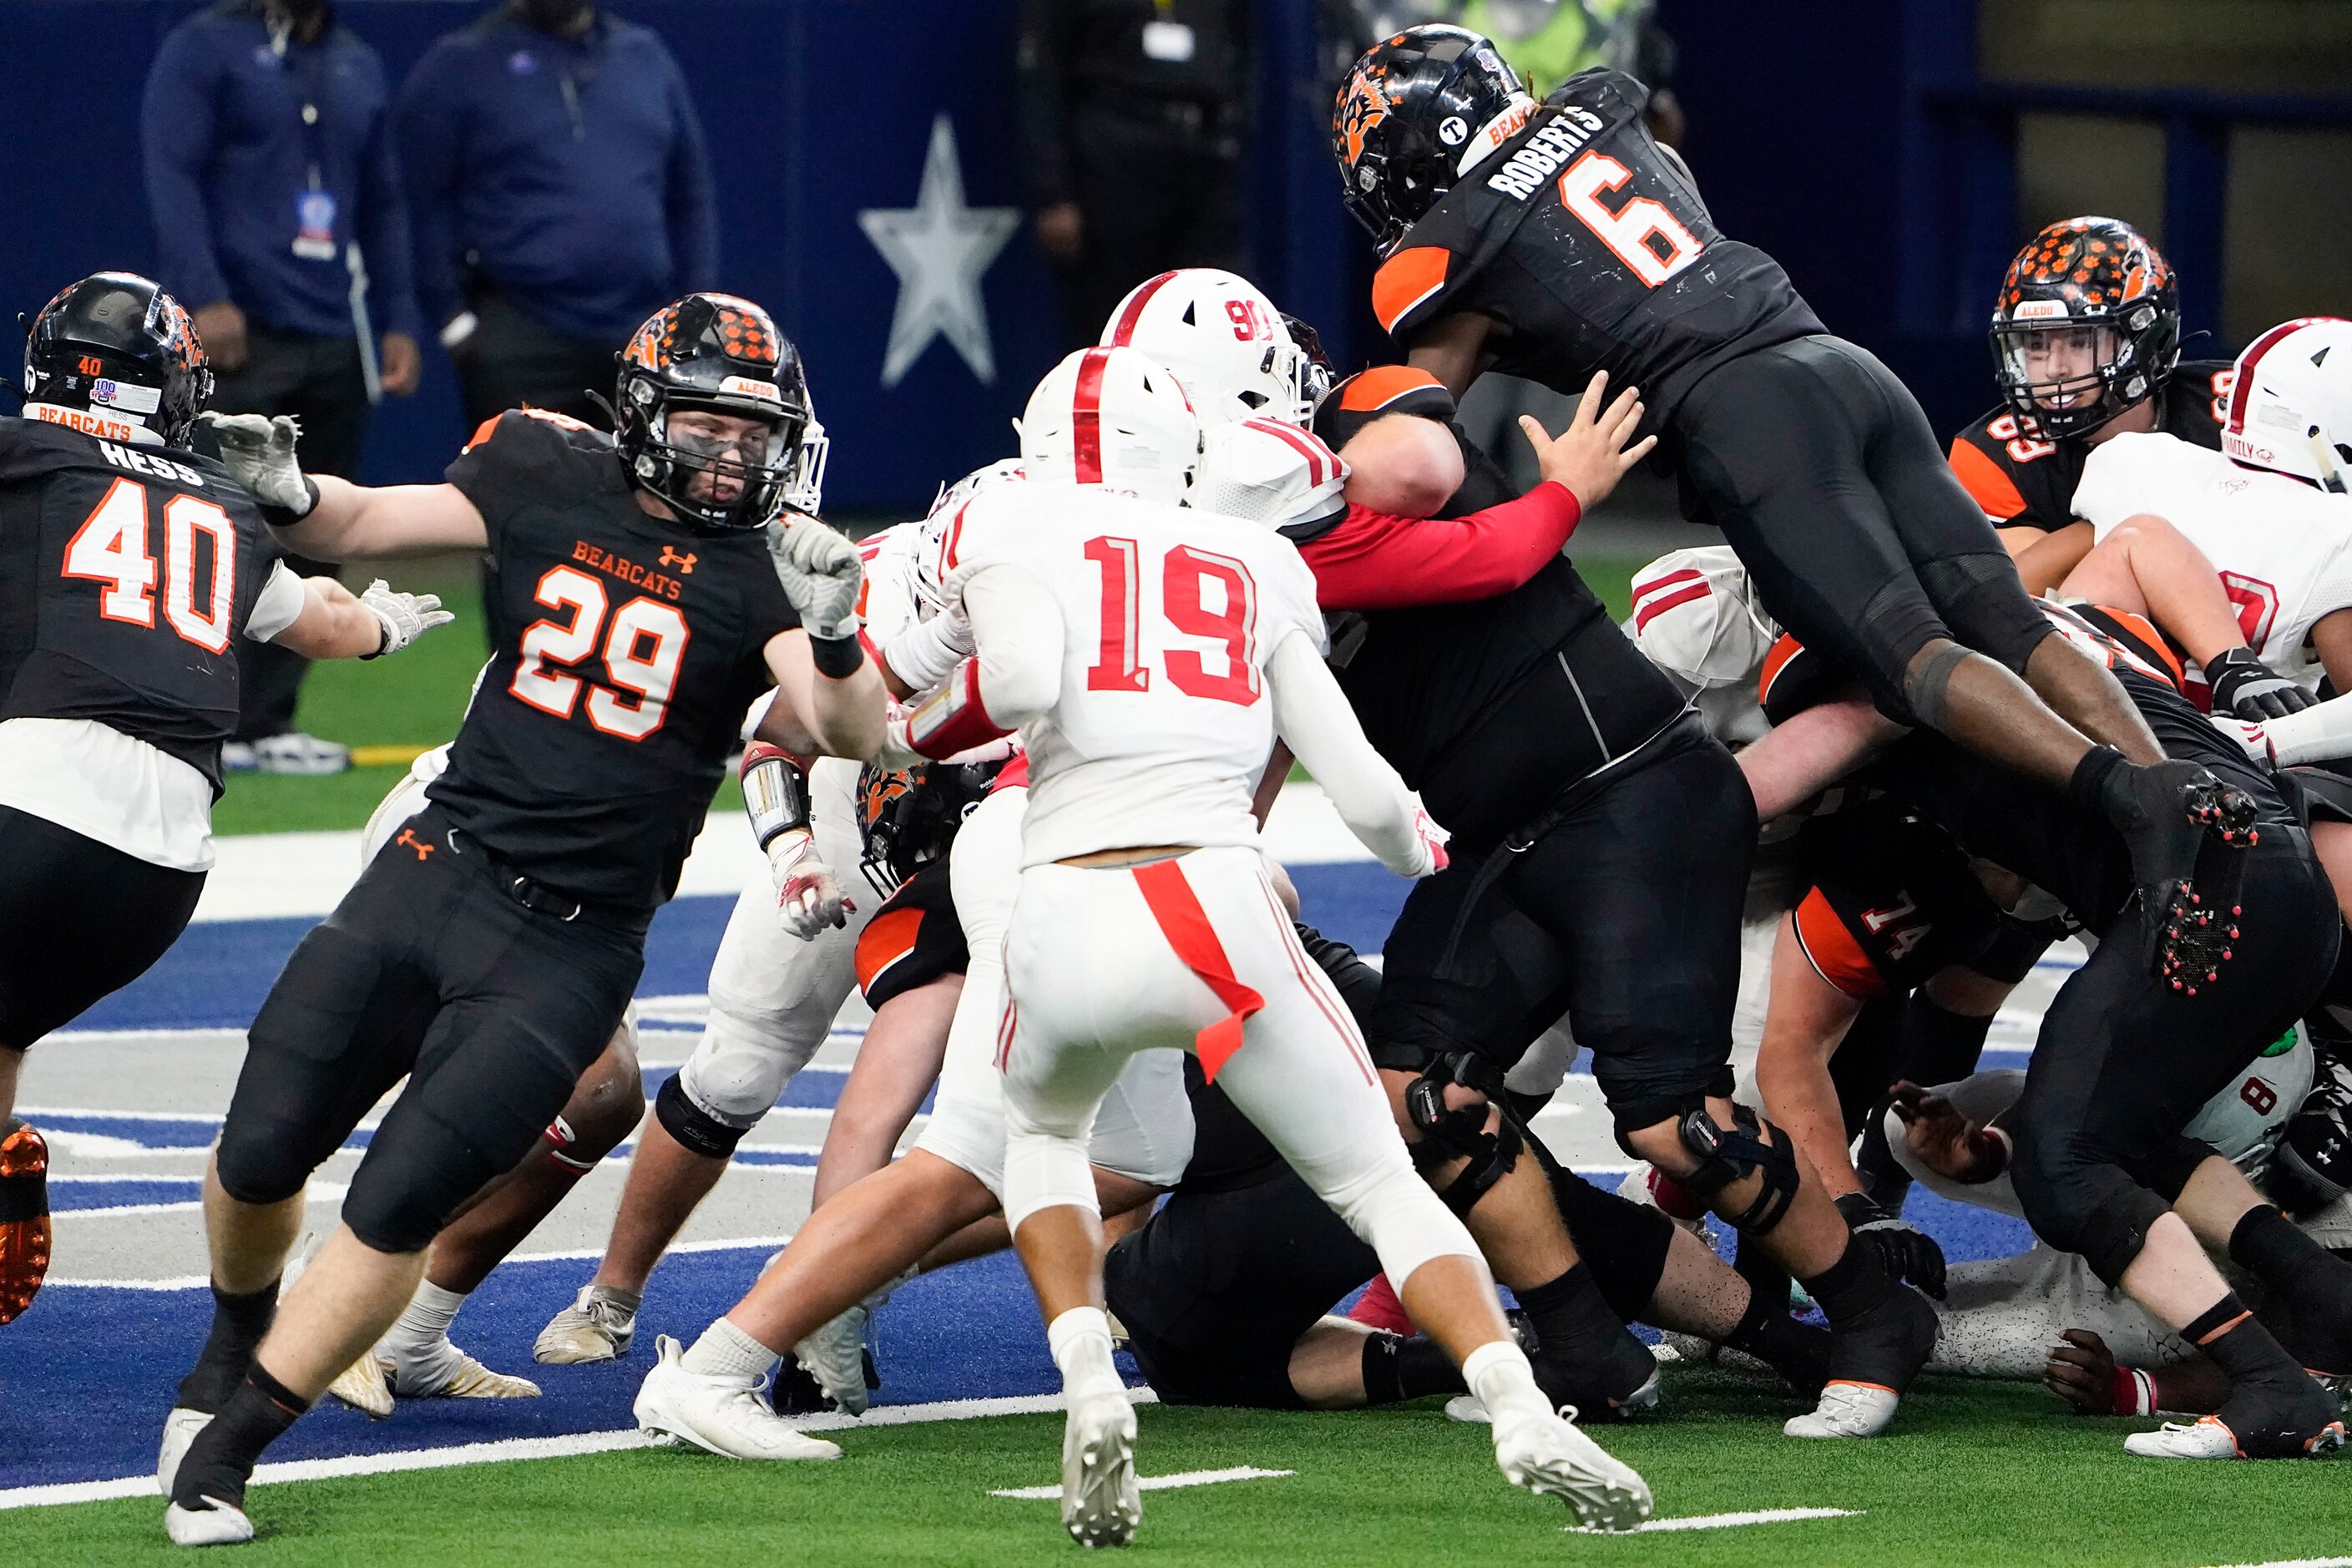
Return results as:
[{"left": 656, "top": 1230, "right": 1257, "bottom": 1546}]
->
[
  {"left": 397, "top": 0, "right": 718, "bottom": 430},
  {"left": 143, "top": 0, "right": 424, "bottom": 776}
]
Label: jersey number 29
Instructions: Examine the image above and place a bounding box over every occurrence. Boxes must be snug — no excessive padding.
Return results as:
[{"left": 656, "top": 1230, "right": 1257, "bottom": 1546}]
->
[
  {"left": 511, "top": 565, "right": 689, "bottom": 740},
  {"left": 1083, "top": 536, "right": 1261, "bottom": 706}
]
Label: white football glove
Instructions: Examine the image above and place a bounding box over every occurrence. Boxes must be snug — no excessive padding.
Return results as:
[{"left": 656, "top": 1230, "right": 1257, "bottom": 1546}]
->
[
  {"left": 198, "top": 411, "right": 315, "bottom": 517},
  {"left": 766, "top": 518, "right": 863, "bottom": 642},
  {"left": 766, "top": 827, "right": 852, "bottom": 940},
  {"left": 358, "top": 580, "right": 455, "bottom": 658}
]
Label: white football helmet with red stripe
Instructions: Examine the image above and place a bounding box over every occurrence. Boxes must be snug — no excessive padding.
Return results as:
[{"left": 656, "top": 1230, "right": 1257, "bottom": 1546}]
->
[
  {"left": 913, "top": 458, "right": 1027, "bottom": 613},
  {"left": 1101, "top": 268, "right": 1320, "bottom": 427},
  {"left": 1019, "top": 346, "right": 1201, "bottom": 503},
  {"left": 1626, "top": 547, "right": 1781, "bottom": 690},
  {"left": 2223, "top": 316, "right": 2352, "bottom": 493}
]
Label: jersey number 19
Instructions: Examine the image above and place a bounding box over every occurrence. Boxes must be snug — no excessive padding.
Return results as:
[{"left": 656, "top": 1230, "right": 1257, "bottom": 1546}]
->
[{"left": 1082, "top": 536, "right": 1262, "bottom": 707}]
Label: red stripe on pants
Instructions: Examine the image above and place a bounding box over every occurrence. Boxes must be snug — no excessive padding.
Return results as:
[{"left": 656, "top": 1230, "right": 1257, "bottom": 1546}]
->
[{"left": 1131, "top": 857, "right": 1265, "bottom": 1083}]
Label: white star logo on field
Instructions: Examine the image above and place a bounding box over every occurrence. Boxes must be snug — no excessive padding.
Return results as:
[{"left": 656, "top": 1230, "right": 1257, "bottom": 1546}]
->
[{"left": 859, "top": 115, "right": 1020, "bottom": 388}]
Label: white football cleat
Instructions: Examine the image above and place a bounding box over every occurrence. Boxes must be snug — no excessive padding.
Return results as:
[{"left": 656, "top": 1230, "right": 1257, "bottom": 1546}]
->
[
  {"left": 326, "top": 1349, "right": 394, "bottom": 1418},
  {"left": 2126, "top": 1416, "right": 2244, "bottom": 1459},
  {"left": 794, "top": 1305, "right": 870, "bottom": 1416},
  {"left": 1493, "top": 1411, "right": 1652, "bottom": 1533},
  {"left": 164, "top": 1497, "right": 254, "bottom": 1547},
  {"left": 157, "top": 1408, "right": 212, "bottom": 1497},
  {"left": 535, "top": 1284, "right": 639, "bottom": 1364},
  {"left": 1060, "top": 1388, "right": 1141, "bottom": 1549},
  {"left": 1444, "top": 1395, "right": 1492, "bottom": 1425},
  {"left": 631, "top": 1335, "right": 841, "bottom": 1461},
  {"left": 1784, "top": 1380, "right": 1901, "bottom": 1439},
  {"left": 385, "top": 1339, "right": 540, "bottom": 1400}
]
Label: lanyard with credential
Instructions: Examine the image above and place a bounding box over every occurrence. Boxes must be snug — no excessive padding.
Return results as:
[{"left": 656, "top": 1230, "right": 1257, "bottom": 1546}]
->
[{"left": 272, "top": 15, "right": 336, "bottom": 261}]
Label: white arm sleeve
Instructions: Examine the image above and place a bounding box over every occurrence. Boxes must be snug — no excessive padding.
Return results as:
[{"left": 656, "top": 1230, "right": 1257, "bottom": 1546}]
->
[
  {"left": 1267, "top": 630, "right": 1440, "bottom": 878},
  {"left": 2250, "top": 688, "right": 2352, "bottom": 766},
  {"left": 242, "top": 560, "right": 309, "bottom": 644},
  {"left": 962, "top": 562, "right": 1065, "bottom": 728}
]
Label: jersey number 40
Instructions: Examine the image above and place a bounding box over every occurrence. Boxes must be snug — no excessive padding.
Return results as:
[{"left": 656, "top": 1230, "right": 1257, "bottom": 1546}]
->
[
  {"left": 511, "top": 565, "right": 689, "bottom": 741},
  {"left": 62, "top": 477, "right": 240, "bottom": 654},
  {"left": 1083, "top": 536, "right": 1261, "bottom": 706}
]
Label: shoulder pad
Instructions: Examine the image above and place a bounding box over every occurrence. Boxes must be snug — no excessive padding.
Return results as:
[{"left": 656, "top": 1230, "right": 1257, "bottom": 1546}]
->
[
  {"left": 1627, "top": 547, "right": 1778, "bottom": 690},
  {"left": 1372, "top": 246, "right": 1453, "bottom": 338},
  {"left": 1313, "top": 367, "right": 1455, "bottom": 452},
  {"left": 1197, "top": 420, "right": 1348, "bottom": 531}
]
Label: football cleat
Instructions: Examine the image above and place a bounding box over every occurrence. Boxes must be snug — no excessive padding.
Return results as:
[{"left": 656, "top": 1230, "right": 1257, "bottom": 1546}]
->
[
  {"left": 386, "top": 1343, "right": 540, "bottom": 1400},
  {"left": 164, "top": 1497, "right": 254, "bottom": 1548},
  {"left": 156, "top": 1409, "right": 212, "bottom": 1498},
  {"left": 631, "top": 1336, "right": 841, "bottom": 1461},
  {"left": 1493, "top": 1410, "right": 1652, "bottom": 1532},
  {"left": 1060, "top": 1389, "right": 1141, "bottom": 1550},
  {"left": 535, "top": 1283, "right": 639, "bottom": 1364},
  {"left": 2100, "top": 759, "right": 2257, "bottom": 983},
  {"left": 0, "top": 1118, "right": 51, "bottom": 1326},
  {"left": 792, "top": 1304, "right": 872, "bottom": 1416},
  {"left": 1784, "top": 1380, "right": 1902, "bottom": 1439},
  {"left": 326, "top": 1349, "right": 393, "bottom": 1419}
]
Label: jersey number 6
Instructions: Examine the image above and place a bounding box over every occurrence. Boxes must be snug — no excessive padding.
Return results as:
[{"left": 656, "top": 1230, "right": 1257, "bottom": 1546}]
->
[
  {"left": 1083, "top": 536, "right": 1261, "bottom": 706},
  {"left": 1557, "top": 150, "right": 1702, "bottom": 289},
  {"left": 511, "top": 565, "right": 690, "bottom": 740}
]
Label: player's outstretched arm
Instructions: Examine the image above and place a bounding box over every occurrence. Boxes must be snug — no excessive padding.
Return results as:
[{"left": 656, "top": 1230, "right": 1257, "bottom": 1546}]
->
[
  {"left": 761, "top": 630, "right": 886, "bottom": 761},
  {"left": 200, "top": 412, "right": 490, "bottom": 559},
  {"left": 1266, "top": 630, "right": 1445, "bottom": 878},
  {"left": 763, "top": 518, "right": 888, "bottom": 760},
  {"left": 1404, "top": 310, "right": 1495, "bottom": 401},
  {"left": 267, "top": 577, "right": 455, "bottom": 661},
  {"left": 1735, "top": 695, "right": 1907, "bottom": 821}
]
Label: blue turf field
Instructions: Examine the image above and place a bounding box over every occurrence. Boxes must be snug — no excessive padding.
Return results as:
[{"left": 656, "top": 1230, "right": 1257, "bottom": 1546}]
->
[{"left": 0, "top": 861, "right": 2034, "bottom": 1497}]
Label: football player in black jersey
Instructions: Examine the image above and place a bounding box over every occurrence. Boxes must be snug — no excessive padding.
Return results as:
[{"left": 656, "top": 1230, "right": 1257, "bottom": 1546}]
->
[
  {"left": 0, "top": 274, "right": 451, "bottom": 1330},
  {"left": 1333, "top": 29, "right": 2266, "bottom": 1034},
  {"left": 1947, "top": 218, "right": 2243, "bottom": 595},
  {"left": 156, "top": 293, "right": 887, "bottom": 1546}
]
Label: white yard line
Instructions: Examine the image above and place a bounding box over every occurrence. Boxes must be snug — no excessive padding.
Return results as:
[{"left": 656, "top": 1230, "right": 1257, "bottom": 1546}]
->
[
  {"left": 991, "top": 1466, "right": 1292, "bottom": 1500},
  {"left": 1573, "top": 1506, "right": 1862, "bottom": 1535},
  {"left": 2196, "top": 1560, "right": 2352, "bottom": 1568},
  {"left": 47, "top": 1232, "right": 799, "bottom": 1291},
  {"left": 0, "top": 1388, "right": 1161, "bottom": 1512}
]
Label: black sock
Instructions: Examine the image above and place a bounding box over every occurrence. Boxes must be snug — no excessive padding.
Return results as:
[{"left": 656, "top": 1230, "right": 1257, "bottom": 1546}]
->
[
  {"left": 1724, "top": 1281, "right": 1832, "bottom": 1394},
  {"left": 1799, "top": 1238, "right": 1890, "bottom": 1328},
  {"left": 1358, "top": 1332, "right": 1465, "bottom": 1406},
  {"left": 2230, "top": 1205, "right": 2334, "bottom": 1293},
  {"left": 171, "top": 1364, "right": 309, "bottom": 1511},
  {"left": 1516, "top": 1262, "right": 1621, "bottom": 1356},
  {"left": 2067, "top": 746, "right": 2127, "bottom": 817},
  {"left": 2189, "top": 1295, "right": 2303, "bottom": 1388},
  {"left": 175, "top": 1280, "right": 280, "bottom": 1414}
]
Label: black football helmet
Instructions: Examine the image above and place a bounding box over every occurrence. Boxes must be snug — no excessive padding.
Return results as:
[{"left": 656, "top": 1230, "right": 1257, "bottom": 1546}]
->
[
  {"left": 1333, "top": 25, "right": 1530, "bottom": 255},
  {"left": 2274, "top": 1048, "right": 2352, "bottom": 1212},
  {"left": 21, "top": 272, "right": 211, "bottom": 448},
  {"left": 1990, "top": 217, "right": 2182, "bottom": 442},
  {"left": 613, "top": 292, "right": 826, "bottom": 533}
]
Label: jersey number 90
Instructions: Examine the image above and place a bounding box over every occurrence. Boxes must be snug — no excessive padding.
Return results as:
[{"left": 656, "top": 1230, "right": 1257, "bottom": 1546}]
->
[{"left": 510, "top": 565, "right": 690, "bottom": 740}]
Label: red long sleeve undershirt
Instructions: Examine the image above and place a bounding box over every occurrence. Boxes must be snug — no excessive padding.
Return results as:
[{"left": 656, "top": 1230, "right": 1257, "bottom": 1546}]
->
[{"left": 1295, "top": 481, "right": 1583, "bottom": 612}]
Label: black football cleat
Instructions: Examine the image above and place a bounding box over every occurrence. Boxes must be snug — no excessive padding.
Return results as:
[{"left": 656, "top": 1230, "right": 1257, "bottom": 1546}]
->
[
  {"left": 1530, "top": 1322, "right": 1663, "bottom": 1423},
  {"left": 2102, "top": 759, "right": 2258, "bottom": 985}
]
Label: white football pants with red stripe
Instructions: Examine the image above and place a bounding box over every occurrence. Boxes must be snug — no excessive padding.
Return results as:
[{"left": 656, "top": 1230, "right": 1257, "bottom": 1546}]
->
[{"left": 999, "top": 845, "right": 1482, "bottom": 1293}]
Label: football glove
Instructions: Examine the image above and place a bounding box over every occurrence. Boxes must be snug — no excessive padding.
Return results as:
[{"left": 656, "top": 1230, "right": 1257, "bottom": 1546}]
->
[
  {"left": 2208, "top": 646, "right": 2316, "bottom": 722},
  {"left": 766, "top": 518, "right": 863, "bottom": 643},
  {"left": 198, "top": 411, "right": 316, "bottom": 519},
  {"left": 766, "top": 827, "right": 852, "bottom": 940},
  {"left": 1834, "top": 1191, "right": 1947, "bottom": 1299},
  {"left": 357, "top": 580, "right": 455, "bottom": 659},
  {"left": 880, "top": 599, "right": 976, "bottom": 693}
]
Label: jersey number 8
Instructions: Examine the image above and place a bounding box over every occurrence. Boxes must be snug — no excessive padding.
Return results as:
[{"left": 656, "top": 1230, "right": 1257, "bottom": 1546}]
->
[
  {"left": 1082, "top": 536, "right": 1261, "bottom": 706},
  {"left": 511, "top": 565, "right": 690, "bottom": 741}
]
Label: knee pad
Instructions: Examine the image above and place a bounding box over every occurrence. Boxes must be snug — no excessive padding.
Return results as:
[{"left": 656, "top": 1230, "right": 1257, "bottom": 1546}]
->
[
  {"left": 1855, "top": 577, "right": 1948, "bottom": 719},
  {"left": 1676, "top": 1100, "right": 1801, "bottom": 1237},
  {"left": 1405, "top": 1053, "right": 1523, "bottom": 1219},
  {"left": 655, "top": 1072, "right": 750, "bottom": 1160},
  {"left": 2071, "top": 1186, "right": 2173, "bottom": 1288},
  {"left": 675, "top": 1017, "right": 804, "bottom": 1129},
  {"left": 1918, "top": 552, "right": 2051, "bottom": 677},
  {"left": 1002, "top": 1129, "right": 1099, "bottom": 1235},
  {"left": 214, "top": 1106, "right": 321, "bottom": 1209},
  {"left": 2009, "top": 1130, "right": 2174, "bottom": 1287},
  {"left": 1905, "top": 640, "right": 1975, "bottom": 733},
  {"left": 339, "top": 1119, "right": 493, "bottom": 1256},
  {"left": 2130, "top": 1134, "right": 2221, "bottom": 1204}
]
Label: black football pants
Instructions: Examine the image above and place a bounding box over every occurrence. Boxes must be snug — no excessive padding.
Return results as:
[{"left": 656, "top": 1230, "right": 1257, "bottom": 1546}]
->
[
  {"left": 0, "top": 807, "right": 204, "bottom": 1050},
  {"left": 1677, "top": 333, "right": 2055, "bottom": 723}
]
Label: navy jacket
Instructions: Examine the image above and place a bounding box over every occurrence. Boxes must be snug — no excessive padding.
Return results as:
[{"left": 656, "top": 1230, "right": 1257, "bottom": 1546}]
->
[
  {"left": 141, "top": 1, "right": 421, "bottom": 341},
  {"left": 396, "top": 8, "right": 719, "bottom": 346}
]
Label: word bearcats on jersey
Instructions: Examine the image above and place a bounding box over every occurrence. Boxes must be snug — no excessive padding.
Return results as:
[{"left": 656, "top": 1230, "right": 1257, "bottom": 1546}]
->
[
  {"left": 1483, "top": 105, "right": 1606, "bottom": 201},
  {"left": 569, "top": 539, "right": 686, "bottom": 602}
]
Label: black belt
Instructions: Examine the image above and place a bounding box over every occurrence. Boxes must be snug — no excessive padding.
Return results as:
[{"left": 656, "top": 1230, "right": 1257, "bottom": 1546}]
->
[{"left": 445, "top": 827, "right": 639, "bottom": 931}]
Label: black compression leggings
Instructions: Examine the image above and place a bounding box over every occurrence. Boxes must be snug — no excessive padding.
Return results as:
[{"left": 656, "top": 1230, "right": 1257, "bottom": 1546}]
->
[{"left": 0, "top": 805, "right": 204, "bottom": 1050}]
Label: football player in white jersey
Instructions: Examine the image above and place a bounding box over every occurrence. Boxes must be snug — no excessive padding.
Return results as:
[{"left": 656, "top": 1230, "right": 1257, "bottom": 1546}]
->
[{"left": 2061, "top": 318, "right": 2352, "bottom": 716}]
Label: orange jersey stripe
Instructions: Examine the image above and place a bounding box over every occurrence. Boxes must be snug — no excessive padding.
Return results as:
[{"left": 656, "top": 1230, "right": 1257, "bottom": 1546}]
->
[
  {"left": 1792, "top": 888, "right": 1886, "bottom": 1001},
  {"left": 852, "top": 908, "right": 925, "bottom": 995},
  {"left": 1338, "top": 363, "right": 1445, "bottom": 412},
  {"left": 1372, "top": 247, "right": 1449, "bottom": 336}
]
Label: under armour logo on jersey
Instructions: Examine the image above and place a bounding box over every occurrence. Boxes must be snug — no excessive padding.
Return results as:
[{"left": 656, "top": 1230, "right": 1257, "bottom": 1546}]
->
[
  {"left": 659, "top": 546, "right": 698, "bottom": 574},
  {"left": 395, "top": 827, "right": 435, "bottom": 861}
]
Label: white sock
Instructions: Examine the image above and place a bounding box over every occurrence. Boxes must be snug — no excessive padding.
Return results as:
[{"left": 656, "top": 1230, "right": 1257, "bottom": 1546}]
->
[
  {"left": 387, "top": 1281, "right": 466, "bottom": 1348},
  {"left": 681, "top": 1318, "right": 780, "bottom": 1383},
  {"left": 1046, "top": 1307, "right": 1121, "bottom": 1400},
  {"left": 1463, "top": 1340, "right": 1550, "bottom": 1427}
]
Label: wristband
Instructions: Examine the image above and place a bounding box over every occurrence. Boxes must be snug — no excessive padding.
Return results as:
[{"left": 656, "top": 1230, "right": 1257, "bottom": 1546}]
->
[
  {"left": 1972, "top": 1125, "right": 2013, "bottom": 1179},
  {"left": 903, "top": 658, "right": 1012, "bottom": 761},
  {"left": 809, "top": 633, "right": 865, "bottom": 680},
  {"left": 741, "top": 741, "right": 813, "bottom": 851},
  {"left": 2111, "top": 1365, "right": 2157, "bottom": 1416},
  {"left": 259, "top": 476, "right": 321, "bottom": 531}
]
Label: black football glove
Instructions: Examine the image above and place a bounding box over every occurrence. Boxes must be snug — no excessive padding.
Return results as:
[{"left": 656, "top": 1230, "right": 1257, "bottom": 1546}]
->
[
  {"left": 2208, "top": 646, "right": 2317, "bottom": 721},
  {"left": 1834, "top": 1191, "right": 1947, "bottom": 1299}
]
